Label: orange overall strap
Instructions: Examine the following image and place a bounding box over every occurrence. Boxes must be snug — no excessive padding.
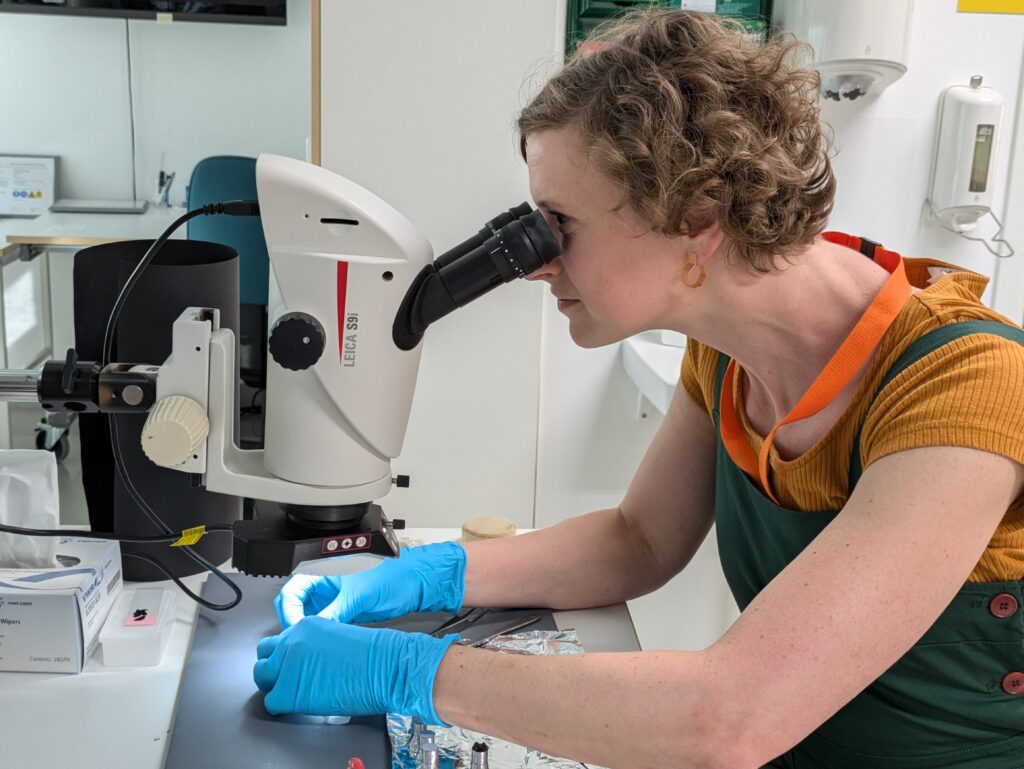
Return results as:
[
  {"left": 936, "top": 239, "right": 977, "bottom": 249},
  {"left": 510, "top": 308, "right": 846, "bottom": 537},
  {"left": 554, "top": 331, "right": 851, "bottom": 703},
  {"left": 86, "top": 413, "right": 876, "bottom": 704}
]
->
[{"left": 719, "top": 233, "right": 913, "bottom": 504}]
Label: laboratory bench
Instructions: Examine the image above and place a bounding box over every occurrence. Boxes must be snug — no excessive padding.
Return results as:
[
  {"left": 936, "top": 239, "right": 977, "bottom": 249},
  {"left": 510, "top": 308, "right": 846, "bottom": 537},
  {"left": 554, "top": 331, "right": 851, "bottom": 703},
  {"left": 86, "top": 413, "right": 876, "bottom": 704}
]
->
[{"left": 0, "top": 527, "right": 640, "bottom": 769}]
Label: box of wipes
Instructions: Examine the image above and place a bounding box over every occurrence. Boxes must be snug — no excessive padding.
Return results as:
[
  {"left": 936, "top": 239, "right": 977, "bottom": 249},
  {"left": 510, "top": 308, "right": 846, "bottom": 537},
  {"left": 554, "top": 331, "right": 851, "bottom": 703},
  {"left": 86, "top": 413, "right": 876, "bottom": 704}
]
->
[{"left": 0, "top": 537, "right": 122, "bottom": 673}]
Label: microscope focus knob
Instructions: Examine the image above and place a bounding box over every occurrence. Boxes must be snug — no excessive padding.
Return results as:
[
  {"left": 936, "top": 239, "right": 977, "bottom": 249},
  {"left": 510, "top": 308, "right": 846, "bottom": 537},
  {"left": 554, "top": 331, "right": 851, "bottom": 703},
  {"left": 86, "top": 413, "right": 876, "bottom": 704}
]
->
[
  {"left": 141, "top": 395, "right": 210, "bottom": 467},
  {"left": 269, "top": 312, "right": 326, "bottom": 372}
]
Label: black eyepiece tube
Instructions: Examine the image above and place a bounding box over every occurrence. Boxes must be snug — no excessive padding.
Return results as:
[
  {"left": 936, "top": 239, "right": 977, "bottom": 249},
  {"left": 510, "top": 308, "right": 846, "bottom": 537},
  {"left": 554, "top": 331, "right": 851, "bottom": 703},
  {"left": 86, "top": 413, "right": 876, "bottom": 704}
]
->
[
  {"left": 432, "top": 202, "right": 534, "bottom": 269},
  {"left": 393, "top": 206, "right": 561, "bottom": 350}
]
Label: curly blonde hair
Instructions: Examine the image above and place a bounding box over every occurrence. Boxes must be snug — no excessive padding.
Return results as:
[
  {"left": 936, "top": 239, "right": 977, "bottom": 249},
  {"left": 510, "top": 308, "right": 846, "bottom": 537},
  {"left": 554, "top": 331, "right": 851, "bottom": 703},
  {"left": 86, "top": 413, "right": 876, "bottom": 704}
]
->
[{"left": 517, "top": 9, "right": 835, "bottom": 273}]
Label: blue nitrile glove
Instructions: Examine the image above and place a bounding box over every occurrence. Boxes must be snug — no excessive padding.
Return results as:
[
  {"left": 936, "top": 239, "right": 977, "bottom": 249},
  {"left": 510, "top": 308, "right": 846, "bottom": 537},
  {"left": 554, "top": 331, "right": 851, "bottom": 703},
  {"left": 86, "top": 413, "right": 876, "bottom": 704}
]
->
[
  {"left": 253, "top": 616, "right": 458, "bottom": 725},
  {"left": 275, "top": 542, "right": 467, "bottom": 628}
]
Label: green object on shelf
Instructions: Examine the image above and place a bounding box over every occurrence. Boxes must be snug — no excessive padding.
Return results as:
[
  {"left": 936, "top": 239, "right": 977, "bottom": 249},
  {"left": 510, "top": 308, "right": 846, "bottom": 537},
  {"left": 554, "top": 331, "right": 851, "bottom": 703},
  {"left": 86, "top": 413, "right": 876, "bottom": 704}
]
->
[
  {"left": 565, "top": 0, "right": 676, "bottom": 57},
  {"left": 734, "top": 17, "right": 768, "bottom": 43},
  {"left": 715, "top": 0, "right": 763, "bottom": 17},
  {"left": 565, "top": 0, "right": 772, "bottom": 56}
]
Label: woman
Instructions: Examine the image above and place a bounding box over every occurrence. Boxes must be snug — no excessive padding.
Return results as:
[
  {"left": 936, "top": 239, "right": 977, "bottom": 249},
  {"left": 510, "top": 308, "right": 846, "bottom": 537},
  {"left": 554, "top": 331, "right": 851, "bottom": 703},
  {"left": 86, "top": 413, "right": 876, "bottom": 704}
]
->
[{"left": 253, "top": 11, "right": 1024, "bottom": 768}]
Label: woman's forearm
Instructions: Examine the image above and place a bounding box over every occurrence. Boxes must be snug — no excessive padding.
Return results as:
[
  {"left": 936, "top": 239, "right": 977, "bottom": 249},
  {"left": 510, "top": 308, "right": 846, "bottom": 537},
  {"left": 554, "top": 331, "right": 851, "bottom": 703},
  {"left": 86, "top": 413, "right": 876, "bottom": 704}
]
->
[
  {"left": 434, "top": 644, "right": 741, "bottom": 769},
  {"left": 461, "top": 508, "right": 671, "bottom": 610}
]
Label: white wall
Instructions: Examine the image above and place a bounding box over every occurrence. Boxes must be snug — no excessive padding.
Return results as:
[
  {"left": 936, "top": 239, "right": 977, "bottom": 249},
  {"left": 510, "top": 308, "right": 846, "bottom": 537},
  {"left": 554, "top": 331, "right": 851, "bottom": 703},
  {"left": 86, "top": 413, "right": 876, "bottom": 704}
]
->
[
  {"left": 992, "top": 50, "right": 1024, "bottom": 324},
  {"left": 318, "top": 1, "right": 564, "bottom": 532},
  {"left": 0, "top": 4, "right": 310, "bottom": 203}
]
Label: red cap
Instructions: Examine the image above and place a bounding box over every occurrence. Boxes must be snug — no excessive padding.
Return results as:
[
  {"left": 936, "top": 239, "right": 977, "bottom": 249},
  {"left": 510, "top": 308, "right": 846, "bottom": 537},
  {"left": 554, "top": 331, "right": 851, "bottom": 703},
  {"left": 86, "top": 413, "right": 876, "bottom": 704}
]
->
[{"left": 347, "top": 759, "right": 365, "bottom": 769}]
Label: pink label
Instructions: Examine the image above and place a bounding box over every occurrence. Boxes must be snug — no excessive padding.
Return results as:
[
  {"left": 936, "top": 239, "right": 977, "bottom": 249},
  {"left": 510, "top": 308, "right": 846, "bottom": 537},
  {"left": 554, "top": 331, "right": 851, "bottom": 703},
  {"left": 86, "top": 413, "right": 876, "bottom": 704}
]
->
[{"left": 124, "top": 608, "right": 158, "bottom": 627}]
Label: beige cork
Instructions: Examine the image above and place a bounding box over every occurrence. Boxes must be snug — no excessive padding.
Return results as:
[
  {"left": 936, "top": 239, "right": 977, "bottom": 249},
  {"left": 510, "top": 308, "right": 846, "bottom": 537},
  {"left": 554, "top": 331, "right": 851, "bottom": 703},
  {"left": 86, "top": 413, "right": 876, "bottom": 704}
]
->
[{"left": 461, "top": 516, "right": 517, "bottom": 543}]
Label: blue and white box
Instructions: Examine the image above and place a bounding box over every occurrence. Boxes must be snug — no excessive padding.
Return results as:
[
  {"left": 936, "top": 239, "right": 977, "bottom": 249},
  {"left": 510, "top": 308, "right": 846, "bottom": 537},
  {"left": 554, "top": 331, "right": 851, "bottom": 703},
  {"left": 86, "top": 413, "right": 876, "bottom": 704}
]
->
[{"left": 0, "top": 537, "right": 122, "bottom": 673}]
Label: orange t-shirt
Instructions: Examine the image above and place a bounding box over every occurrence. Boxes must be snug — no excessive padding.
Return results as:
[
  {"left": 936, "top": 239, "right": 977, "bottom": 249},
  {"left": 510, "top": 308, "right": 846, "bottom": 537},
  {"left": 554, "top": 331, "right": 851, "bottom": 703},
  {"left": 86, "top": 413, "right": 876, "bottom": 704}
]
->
[{"left": 681, "top": 258, "right": 1024, "bottom": 582}]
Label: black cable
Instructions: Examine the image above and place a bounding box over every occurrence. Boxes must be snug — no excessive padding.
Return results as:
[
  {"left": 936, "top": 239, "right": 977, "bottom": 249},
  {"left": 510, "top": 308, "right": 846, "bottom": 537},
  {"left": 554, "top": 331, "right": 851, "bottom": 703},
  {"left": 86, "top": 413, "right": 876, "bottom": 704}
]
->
[
  {"left": 0, "top": 521, "right": 236, "bottom": 544},
  {"left": 110, "top": 413, "right": 242, "bottom": 611},
  {"left": 0, "top": 457, "right": 244, "bottom": 611},
  {"left": 240, "top": 387, "right": 265, "bottom": 415},
  {"left": 102, "top": 207, "right": 202, "bottom": 366},
  {"left": 124, "top": 19, "right": 137, "bottom": 203},
  {"left": 0, "top": 482, "right": 242, "bottom": 611},
  {"left": 101, "top": 200, "right": 260, "bottom": 366},
  {"left": 122, "top": 550, "right": 241, "bottom": 612}
]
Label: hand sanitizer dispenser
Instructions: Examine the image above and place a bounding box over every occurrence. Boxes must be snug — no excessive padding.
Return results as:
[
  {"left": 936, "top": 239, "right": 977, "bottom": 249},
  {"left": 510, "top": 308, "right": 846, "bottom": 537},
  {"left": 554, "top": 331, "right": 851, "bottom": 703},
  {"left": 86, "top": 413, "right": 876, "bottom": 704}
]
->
[
  {"left": 928, "top": 76, "right": 1005, "bottom": 233},
  {"left": 925, "top": 75, "right": 1013, "bottom": 257}
]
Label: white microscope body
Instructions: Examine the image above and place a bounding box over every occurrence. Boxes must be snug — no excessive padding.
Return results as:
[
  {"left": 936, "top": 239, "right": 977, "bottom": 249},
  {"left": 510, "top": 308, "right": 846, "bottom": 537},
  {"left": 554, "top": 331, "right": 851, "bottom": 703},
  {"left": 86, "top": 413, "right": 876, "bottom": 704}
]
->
[
  {"left": 145, "top": 155, "right": 432, "bottom": 510},
  {"left": 125, "top": 153, "right": 560, "bottom": 573}
]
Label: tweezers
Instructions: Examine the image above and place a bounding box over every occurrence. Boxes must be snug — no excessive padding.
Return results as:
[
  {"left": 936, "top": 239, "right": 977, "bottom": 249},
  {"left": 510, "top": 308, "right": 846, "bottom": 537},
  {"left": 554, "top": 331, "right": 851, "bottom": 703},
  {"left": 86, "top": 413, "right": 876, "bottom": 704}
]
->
[
  {"left": 460, "top": 613, "right": 542, "bottom": 648},
  {"left": 429, "top": 607, "right": 490, "bottom": 638}
]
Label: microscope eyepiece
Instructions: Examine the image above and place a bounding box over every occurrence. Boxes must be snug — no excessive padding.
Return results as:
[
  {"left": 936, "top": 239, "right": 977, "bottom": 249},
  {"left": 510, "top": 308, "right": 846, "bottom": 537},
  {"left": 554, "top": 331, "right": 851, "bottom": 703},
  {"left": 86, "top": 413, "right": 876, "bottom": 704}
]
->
[
  {"left": 393, "top": 204, "right": 562, "bottom": 350},
  {"left": 512, "top": 209, "right": 561, "bottom": 275},
  {"left": 433, "top": 202, "right": 538, "bottom": 270}
]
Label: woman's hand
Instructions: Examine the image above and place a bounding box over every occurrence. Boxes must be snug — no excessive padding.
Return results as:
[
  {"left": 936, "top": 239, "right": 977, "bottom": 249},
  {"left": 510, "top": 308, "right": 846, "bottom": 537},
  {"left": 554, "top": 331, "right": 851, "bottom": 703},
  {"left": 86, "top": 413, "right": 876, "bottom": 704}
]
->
[
  {"left": 254, "top": 617, "right": 458, "bottom": 724},
  {"left": 274, "top": 541, "right": 467, "bottom": 628}
]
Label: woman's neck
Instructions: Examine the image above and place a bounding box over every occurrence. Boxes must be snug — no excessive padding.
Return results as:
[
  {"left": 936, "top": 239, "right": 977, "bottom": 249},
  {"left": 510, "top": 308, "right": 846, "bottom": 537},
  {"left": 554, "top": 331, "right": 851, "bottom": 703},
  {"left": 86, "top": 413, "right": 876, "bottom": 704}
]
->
[{"left": 678, "top": 238, "right": 897, "bottom": 425}]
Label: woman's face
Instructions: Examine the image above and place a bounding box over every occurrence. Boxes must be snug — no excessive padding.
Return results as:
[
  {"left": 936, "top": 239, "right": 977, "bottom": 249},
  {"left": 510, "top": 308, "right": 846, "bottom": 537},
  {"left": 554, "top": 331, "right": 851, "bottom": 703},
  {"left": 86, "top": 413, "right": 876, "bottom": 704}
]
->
[{"left": 525, "top": 125, "right": 690, "bottom": 348}]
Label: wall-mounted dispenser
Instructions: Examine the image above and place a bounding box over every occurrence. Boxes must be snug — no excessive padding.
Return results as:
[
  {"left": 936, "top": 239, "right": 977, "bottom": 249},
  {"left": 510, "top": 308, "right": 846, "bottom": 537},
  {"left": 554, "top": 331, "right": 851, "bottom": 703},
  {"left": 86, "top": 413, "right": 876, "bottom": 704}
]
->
[
  {"left": 927, "top": 76, "right": 1014, "bottom": 257},
  {"left": 771, "top": 0, "right": 914, "bottom": 101}
]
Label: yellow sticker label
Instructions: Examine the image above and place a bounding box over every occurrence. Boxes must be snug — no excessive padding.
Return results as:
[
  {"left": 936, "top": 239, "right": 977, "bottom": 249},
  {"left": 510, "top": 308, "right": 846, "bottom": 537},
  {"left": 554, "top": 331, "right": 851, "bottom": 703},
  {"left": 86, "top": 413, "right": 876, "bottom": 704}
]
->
[
  {"left": 171, "top": 525, "right": 206, "bottom": 547},
  {"left": 958, "top": 0, "right": 1024, "bottom": 13}
]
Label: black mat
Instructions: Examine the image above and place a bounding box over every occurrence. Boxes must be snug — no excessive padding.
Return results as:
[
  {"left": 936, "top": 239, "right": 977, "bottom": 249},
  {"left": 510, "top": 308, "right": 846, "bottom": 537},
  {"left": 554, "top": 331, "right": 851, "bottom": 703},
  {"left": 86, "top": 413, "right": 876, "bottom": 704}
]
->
[{"left": 163, "top": 573, "right": 556, "bottom": 769}]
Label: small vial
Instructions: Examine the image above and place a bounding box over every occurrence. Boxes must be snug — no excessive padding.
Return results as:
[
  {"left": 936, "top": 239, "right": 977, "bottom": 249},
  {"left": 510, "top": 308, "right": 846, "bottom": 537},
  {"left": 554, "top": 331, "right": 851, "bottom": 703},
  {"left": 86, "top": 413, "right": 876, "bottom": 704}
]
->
[
  {"left": 420, "top": 729, "right": 436, "bottom": 747},
  {"left": 418, "top": 743, "right": 440, "bottom": 769},
  {"left": 469, "top": 741, "right": 489, "bottom": 769},
  {"left": 408, "top": 717, "right": 424, "bottom": 755}
]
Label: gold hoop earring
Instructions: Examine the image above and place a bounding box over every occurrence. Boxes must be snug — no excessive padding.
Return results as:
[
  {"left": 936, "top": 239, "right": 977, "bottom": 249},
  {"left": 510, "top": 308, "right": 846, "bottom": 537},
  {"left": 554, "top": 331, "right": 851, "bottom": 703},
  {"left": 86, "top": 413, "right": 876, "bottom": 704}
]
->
[{"left": 683, "top": 253, "right": 707, "bottom": 289}]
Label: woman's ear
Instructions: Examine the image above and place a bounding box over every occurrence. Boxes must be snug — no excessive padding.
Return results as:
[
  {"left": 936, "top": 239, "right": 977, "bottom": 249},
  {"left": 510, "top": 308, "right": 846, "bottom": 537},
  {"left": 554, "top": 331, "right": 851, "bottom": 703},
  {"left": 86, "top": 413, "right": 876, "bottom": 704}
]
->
[{"left": 687, "top": 220, "right": 726, "bottom": 266}]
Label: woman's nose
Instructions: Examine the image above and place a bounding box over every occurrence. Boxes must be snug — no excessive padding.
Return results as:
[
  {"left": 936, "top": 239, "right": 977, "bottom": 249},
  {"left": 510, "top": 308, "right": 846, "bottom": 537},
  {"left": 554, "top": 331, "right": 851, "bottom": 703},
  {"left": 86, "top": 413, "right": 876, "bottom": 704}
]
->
[{"left": 526, "top": 255, "right": 563, "bottom": 282}]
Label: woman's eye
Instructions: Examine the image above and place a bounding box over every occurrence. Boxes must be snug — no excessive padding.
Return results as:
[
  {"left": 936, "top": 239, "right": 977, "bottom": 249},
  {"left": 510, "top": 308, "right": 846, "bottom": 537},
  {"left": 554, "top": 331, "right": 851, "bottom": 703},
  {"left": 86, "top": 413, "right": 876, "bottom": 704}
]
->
[
  {"left": 546, "top": 210, "right": 571, "bottom": 245},
  {"left": 552, "top": 212, "right": 571, "bottom": 237}
]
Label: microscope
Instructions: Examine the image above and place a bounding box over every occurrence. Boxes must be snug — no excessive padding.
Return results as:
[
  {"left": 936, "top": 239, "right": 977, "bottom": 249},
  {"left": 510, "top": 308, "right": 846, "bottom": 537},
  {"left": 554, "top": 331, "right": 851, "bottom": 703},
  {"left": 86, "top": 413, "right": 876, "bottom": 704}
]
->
[{"left": 0, "top": 155, "right": 560, "bottom": 578}]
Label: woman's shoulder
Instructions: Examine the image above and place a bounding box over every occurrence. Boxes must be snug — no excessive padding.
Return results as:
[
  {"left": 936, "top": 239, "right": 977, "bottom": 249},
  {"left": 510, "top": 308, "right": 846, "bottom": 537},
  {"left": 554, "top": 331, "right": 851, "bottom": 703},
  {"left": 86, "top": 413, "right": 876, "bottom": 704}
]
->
[
  {"left": 901, "top": 257, "right": 998, "bottom": 322},
  {"left": 883, "top": 258, "right": 1023, "bottom": 360},
  {"left": 860, "top": 265, "right": 1024, "bottom": 471}
]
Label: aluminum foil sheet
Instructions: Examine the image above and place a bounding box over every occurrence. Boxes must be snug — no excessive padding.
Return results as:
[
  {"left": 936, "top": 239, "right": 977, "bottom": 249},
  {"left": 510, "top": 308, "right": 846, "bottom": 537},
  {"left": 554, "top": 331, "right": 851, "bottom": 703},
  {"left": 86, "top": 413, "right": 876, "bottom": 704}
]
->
[{"left": 387, "top": 629, "right": 606, "bottom": 769}]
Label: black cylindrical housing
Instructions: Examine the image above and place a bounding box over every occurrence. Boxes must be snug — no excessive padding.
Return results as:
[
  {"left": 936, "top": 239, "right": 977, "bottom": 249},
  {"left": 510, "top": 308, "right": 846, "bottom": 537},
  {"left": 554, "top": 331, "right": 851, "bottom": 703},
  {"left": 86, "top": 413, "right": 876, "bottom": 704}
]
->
[
  {"left": 73, "top": 238, "right": 241, "bottom": 581},
  {"left": 433, "top": 209, "right": 560, "bottom": 307},
  {"left": 432, "top": 226, "right": 492, "bottom": 271},
  {"left": 435, "top": 241, "right": 507, "bottom": 306}
]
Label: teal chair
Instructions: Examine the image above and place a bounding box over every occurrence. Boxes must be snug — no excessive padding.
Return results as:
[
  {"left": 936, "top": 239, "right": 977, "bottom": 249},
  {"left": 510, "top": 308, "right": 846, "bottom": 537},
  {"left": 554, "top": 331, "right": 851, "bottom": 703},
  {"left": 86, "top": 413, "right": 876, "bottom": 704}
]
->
[{"left": 186, "top": 156, "right": 269, "bottom": 391}]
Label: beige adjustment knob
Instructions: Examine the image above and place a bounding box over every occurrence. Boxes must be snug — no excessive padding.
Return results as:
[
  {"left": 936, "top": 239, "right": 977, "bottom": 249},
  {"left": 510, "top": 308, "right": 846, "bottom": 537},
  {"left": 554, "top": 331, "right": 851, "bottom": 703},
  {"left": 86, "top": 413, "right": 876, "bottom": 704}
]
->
[{"left": 141, "top": 396, "right": 210, "bottom": 467}]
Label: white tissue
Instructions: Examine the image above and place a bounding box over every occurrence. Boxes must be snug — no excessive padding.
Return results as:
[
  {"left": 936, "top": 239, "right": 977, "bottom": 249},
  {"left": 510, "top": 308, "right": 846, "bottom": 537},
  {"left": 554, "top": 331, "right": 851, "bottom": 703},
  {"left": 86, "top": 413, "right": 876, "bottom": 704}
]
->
[{"left": 0, "top": 450, "right": 60, "bottom": 568}]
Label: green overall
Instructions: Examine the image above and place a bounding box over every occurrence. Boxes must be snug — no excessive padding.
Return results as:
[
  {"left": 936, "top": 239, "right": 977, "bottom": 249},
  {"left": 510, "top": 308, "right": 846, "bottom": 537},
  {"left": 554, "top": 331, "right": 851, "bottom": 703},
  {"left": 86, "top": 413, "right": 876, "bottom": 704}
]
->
[{"left": 711, "top": 321, "right": 1024, "bottom": 768}]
